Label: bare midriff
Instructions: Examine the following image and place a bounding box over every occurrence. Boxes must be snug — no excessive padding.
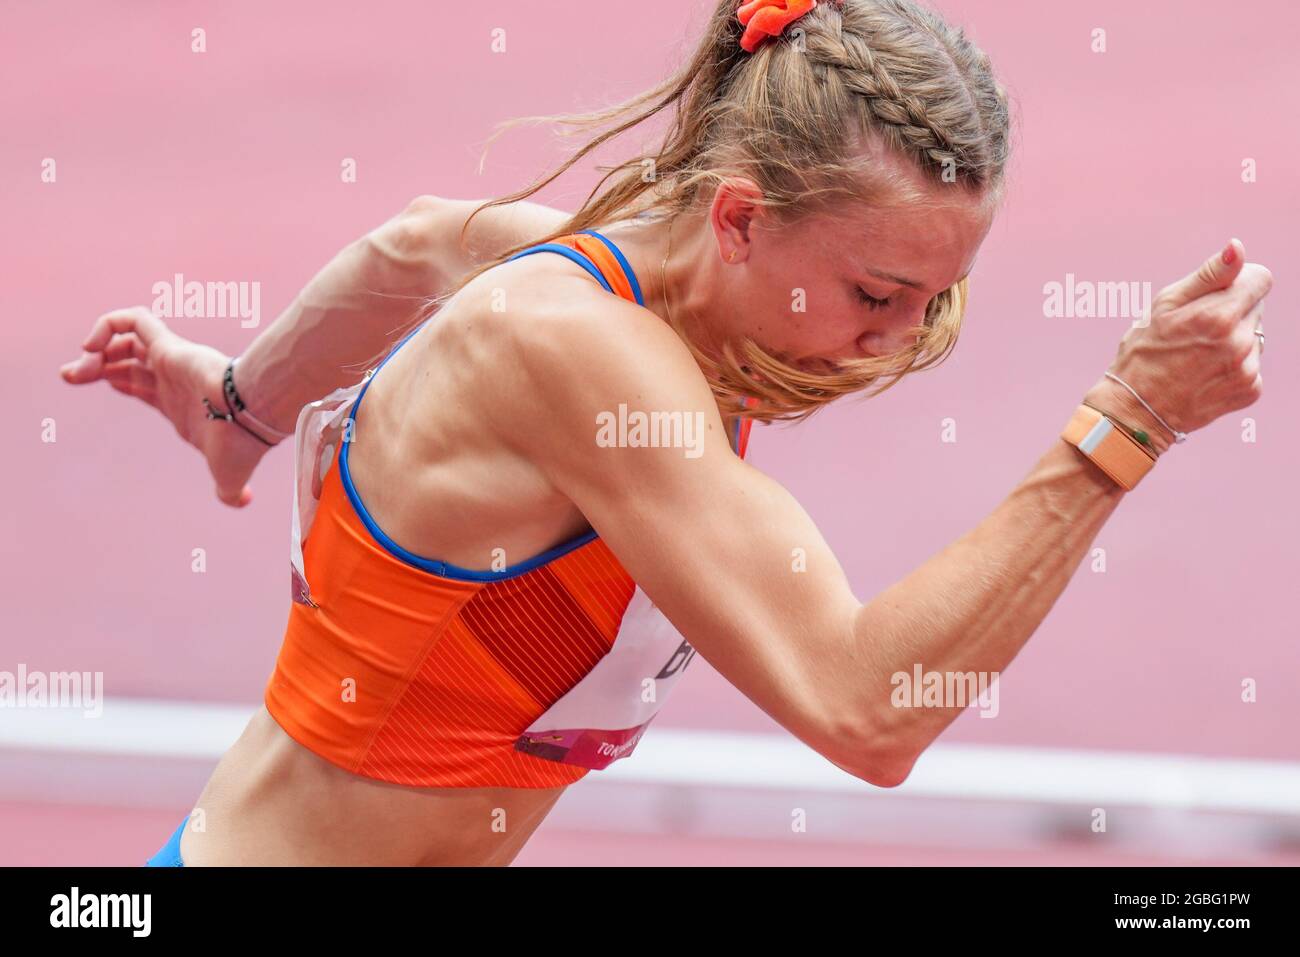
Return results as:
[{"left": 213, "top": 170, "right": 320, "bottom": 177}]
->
[{"left": 179, "top": 706, "right": 568, "bottom": 866}]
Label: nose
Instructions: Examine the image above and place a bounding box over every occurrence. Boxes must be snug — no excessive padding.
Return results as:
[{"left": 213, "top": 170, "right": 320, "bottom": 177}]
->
[{"left": 860, "top": 304, "right": 927, "bottom": 357}]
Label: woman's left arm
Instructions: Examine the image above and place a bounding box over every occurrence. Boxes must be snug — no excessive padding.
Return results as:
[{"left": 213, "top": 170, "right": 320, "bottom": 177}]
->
[
  {"left": 60, "top": 195, "right": 567, "bottom": 505},
  {"left": 234, "top": 195, "right": 570, "bottom": 432}
]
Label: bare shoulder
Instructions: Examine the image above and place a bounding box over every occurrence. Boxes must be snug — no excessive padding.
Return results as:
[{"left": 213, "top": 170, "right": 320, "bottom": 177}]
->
[
  {"left": 448, "top": 252, "right": 722, "bottom": 454},
  {"left": 373, "top": 195, "right": 573, "bottom": 279}
]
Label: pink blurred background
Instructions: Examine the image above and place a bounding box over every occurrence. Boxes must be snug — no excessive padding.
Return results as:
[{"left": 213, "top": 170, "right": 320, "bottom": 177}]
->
[{"left": 2, "top": 0, "right": 1297, "bottom": 865}]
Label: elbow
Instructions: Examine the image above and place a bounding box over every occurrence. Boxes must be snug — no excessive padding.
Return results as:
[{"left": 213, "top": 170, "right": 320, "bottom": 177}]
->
[
  {"left": 390, "top": 194, "right": 449, "bottom": 263},
  {"left": 855, "top": 752, "right": 918, "bottom": 789},
  {"left": 820, "top": 713, "right": 922, "bottom": 790},
  {"left": 845, "top": 746, "right": 919, "bottom": 790},
  {"left": 365, "top": 194, "right": 451, "bottom": 276}
]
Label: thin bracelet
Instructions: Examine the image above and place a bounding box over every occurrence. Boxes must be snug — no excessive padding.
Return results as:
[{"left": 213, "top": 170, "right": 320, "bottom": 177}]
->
[
  {"left": 1104, "top": 372, "right": 1188, "bottom": 445},
  {"left": 227, "top": 357, "right": 292, "bottom": 441},
  {"left": 202, "top": 395, "right": 275, "bottom": 447}
]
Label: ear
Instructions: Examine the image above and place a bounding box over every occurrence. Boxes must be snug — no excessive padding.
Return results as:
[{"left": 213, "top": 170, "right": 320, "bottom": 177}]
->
[{"left": 710, "top": 177, "right": 765, "bottom": 264}]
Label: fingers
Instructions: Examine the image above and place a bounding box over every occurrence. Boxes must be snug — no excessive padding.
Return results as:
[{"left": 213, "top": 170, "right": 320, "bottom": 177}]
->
[
  {"left": 1243, "top": 300, "right": 1264, "bottom": 389},
  {"left": 1160, "top": 239, "right": 1246, "bottom": 309},
  {"left": 1217, "top": 299, "right": 1266, "bottom": 412},
  {"left": 59, "top": 349, "right": 107, "bottom": 384},
  {"left": 63, "top": 311, "right": 161, "bottom": 384},
  {"left": 103, "top": 331, "right": 150, "bottom": 363},
  {"left": 1188, "top": 261, "right": 1273, "bottom": 322},
  {"left": 81, "top": 307, "right": 168, "bottom": 352},
  {"left": 62, "top": 342, "right": 154, "bottom": 386},
  {"left": 1230, "top": 344, "right": 1263, "bottom": 411}
]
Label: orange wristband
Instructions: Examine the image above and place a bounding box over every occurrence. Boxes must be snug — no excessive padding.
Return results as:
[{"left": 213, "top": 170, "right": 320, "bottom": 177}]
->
[{"left": 1060, "top": 404, "right": 1157, "bottom": 491}]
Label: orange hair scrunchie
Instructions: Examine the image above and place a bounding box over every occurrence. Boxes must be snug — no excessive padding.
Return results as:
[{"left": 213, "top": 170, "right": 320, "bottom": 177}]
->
[{"left": 736, "top": 0, "right": 818, "bottom": 54}]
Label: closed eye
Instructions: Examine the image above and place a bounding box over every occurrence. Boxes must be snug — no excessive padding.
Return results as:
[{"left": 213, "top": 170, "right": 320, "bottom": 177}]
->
[{"left": 856, "top": 287, "right": 891, "bottom": 310}]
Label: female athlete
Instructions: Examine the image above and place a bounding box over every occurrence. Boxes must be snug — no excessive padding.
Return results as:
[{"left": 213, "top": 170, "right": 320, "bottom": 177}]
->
[{"left": 60, "top": 0, "right": 1270, "bottom": 866}]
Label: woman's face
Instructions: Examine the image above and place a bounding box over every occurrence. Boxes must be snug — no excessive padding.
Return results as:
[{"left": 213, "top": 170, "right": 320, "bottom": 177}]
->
[{"left": 708, "top": 174, "right": 995, "bottom": 370}]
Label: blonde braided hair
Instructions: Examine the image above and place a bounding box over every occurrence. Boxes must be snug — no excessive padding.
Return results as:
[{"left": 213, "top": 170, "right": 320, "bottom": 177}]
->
[{"left": 442, "top": 0, "right": 1012, "bottom": 423}]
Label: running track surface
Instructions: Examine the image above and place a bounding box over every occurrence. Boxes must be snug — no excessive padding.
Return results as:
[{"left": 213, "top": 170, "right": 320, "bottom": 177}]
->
[
  {"left": 6, "top": 802, "right": 1299, "bottom": 867},
  {"left": 3, "top": 1, "right": 1298, "bottom": 864}
]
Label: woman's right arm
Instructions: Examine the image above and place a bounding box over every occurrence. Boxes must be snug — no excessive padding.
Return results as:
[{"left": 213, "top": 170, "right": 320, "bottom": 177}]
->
[
  {"left": 501, "top": 241, "right": 1269, "bottom": 787},
  {"left": 231, "top": 196, "right": 571, "bottom": 433}
]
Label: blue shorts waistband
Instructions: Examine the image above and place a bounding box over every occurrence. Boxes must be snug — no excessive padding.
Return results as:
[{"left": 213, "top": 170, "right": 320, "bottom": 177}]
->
[{"left": 144, "top": 814, "right": 189, "bottom": 867}]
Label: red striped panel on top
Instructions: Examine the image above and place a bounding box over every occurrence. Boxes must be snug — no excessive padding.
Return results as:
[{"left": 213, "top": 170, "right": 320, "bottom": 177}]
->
[
  {"left": 545, "top": 537, "right": 637, "bottom": 639},
  {"left": 458, "top": 565, "right": 613, "bottom": 706},
  {"left": 358, "top": 614, "right": 590, "bottom": 789},
  {"left": 354, "top": 541, "right": 636, "bottom": 788}
]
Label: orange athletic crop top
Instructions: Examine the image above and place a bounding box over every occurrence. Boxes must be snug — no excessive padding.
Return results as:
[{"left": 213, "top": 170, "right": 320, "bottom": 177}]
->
[{"left": 266, "top": 230, "right": 754, "bottom": 789}]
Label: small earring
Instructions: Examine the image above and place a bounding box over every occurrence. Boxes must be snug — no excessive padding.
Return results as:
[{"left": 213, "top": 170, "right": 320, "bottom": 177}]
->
[{"left": 728, "top": 250, "right": 737, "bottom": 262}]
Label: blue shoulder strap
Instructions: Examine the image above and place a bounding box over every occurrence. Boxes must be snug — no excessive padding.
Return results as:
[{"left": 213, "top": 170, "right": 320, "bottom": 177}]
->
[
  {"left": 506, "top": 230, "right": 645, "bottom": 307},
  {"left": 506, "top": 243, "right": 615, "bottom": 294}
]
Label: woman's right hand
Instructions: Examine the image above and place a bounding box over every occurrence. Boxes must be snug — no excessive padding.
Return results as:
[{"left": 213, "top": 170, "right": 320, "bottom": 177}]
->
[
  {"left": 1082, "top": 239, "right": 1271, "bottom": 454},
  {"left": 59, "top": 306, "right": 277, "bottom": 507}
]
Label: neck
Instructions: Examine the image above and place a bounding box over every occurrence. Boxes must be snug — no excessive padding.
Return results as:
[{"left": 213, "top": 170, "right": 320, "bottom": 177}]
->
[
  {"left": 597, "top": 209, "right": 725, "bottom": 357},
  {"left": 593, "top": 210, "right": 743, "bottom": 426}
]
